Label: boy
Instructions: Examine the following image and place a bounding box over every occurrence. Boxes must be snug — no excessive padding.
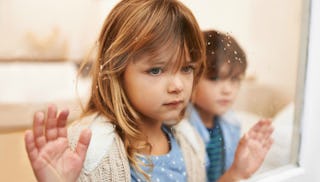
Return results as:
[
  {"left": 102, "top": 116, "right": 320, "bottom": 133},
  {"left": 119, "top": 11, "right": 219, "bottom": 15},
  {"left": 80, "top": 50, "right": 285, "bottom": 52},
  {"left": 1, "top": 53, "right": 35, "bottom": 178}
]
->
[{"left": 189, "top": 30, "right": 247, "bottom": 181}]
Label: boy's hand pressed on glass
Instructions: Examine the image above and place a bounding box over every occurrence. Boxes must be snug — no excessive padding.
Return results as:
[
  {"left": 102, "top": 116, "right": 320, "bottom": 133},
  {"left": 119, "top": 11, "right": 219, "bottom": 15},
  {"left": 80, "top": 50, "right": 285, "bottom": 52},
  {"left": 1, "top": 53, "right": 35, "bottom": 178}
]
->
[
  {"left": 24, "top": 105, "right": 92, "bottom": 182},
  {"left": 219, "top": 119, "right": 274, "bottom": 182}
]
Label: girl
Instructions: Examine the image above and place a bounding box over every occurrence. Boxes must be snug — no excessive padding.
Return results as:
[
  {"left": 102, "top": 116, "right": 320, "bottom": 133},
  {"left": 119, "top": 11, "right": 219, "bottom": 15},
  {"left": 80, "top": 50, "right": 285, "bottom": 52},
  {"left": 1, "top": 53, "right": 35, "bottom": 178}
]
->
[
  {"left": 25, "top": 0, "right": 206, "bottom": 181},
  {"left": 24, "top": 0, "right": 273, "bottom": 181}
]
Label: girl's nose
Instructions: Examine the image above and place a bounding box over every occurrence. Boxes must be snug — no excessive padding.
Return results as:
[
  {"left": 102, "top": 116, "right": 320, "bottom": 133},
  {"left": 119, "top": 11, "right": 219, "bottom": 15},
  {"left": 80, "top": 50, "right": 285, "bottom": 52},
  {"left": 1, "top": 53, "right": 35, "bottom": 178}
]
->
[{"left": 167, "top": 74, "right": 183, "bottom": 93}]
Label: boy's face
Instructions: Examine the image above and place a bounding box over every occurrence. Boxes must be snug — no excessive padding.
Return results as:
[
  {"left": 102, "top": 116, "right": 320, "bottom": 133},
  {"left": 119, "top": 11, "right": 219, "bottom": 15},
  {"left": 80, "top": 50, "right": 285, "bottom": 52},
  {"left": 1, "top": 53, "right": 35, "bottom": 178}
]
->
[
  {"left": 123, "top": 54, "right": 195, "bottom": 123},
  {"left": 193, "top": 76, "right": 242, "bottom": 116}
]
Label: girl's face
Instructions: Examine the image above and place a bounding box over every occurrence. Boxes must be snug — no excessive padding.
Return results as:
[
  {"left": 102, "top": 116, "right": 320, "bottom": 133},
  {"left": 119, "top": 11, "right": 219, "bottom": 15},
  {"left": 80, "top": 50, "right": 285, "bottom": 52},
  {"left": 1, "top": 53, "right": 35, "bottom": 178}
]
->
[
  {"left": 123, "top": 54, "right": 195, "bottom": 123},
  {"left": 193, "top": 75, "right": 242, "bottom": 117}
]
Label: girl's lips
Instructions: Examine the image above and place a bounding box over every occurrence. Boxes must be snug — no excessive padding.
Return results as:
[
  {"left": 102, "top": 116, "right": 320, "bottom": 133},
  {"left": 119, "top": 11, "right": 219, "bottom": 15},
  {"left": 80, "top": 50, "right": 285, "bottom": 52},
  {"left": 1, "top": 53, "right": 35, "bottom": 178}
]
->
[{"left": 164, "top": 100, "right": 184, "bottom": 106}]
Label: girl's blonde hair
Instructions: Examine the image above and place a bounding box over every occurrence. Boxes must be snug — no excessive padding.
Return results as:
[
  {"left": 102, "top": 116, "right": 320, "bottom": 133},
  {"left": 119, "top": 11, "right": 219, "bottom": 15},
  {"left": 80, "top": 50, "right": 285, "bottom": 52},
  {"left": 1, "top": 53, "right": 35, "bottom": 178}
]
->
[{"left": 82, "top": 0, "right": 205, "bottom": 179}]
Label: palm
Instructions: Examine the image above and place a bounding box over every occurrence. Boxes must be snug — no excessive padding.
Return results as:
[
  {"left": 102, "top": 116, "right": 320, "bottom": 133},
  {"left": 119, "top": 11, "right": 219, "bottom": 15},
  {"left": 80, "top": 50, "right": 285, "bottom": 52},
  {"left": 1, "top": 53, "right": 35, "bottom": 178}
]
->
[
  {"left": 30, "top": 137, "right": 84, "bottom": 182},
  {"left": 232, "top": 119, "right": 274, "bottom": 179},
  {"left": 24, "top": 105, "right": 91, "bottom": 182}
]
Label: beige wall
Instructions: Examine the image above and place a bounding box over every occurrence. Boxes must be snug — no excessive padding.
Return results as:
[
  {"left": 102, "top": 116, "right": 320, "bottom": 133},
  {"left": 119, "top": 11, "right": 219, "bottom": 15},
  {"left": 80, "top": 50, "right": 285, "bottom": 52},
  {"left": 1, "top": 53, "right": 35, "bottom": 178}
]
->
[{"left": 0, "top": 0, "right": 117, "bottom": 60}]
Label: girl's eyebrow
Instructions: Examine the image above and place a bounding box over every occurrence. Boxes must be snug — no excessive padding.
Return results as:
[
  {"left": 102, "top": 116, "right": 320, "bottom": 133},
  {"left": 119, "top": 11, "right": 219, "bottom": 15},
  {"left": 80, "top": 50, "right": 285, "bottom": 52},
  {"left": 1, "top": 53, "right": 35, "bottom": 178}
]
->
[
  {"left": 139, "top": 55, "right": 168, "bottom": 65},
  {"left": 134, "top": 57, "right": 167, "bottom": 68},
  {"left": 149, "top": 59, "right": 167, "bottom": 65},
  {"left": 138, "top": 59, "right": 166, "bottom": 67},
  {"left": 138, "top": 51, "right": 192, "bottom": 66}
]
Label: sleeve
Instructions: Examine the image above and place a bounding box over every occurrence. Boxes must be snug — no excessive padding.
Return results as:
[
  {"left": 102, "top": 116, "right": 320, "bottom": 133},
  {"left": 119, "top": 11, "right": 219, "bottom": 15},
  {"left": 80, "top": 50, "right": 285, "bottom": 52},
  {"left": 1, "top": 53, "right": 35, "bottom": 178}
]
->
[{"left": 68, "top": 115, "right": 131, "bottom": 181}]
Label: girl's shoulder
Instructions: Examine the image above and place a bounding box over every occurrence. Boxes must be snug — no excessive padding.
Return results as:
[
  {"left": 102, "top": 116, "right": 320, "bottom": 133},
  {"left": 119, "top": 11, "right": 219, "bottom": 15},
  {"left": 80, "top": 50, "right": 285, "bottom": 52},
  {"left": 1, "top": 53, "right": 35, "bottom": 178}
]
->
[
  {"left": 68, "top": 114, "right": 125, "bottom": 173},
  {"left": 173, "top": 119, "right": 203, "bottom": 151},
  {"left": 172, "top": 120, "right": 207, "bottom": 181},
  {"left": 173, "top": 119, "right": 206, "bottom": 161}
]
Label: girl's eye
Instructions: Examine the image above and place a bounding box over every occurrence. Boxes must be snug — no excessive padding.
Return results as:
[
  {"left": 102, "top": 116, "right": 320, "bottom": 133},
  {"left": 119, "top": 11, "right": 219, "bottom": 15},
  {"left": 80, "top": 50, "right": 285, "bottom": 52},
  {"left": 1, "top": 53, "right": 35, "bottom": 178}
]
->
[
  {"left": 148, "top": 67, "right": 162, "bottom": 75},
  {"left": 181, "top": 65, "right": 195, "bottom": 73}
]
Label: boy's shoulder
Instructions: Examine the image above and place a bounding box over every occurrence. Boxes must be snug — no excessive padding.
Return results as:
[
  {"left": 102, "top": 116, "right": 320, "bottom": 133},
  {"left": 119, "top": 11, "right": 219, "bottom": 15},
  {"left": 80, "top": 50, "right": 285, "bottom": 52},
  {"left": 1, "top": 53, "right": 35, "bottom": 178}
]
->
[
  {"left": 220, "top": 110, "right": 241, "bottom": 126},
  {"left": 68, "top": 113, "right": 118, "bottom": 172}
]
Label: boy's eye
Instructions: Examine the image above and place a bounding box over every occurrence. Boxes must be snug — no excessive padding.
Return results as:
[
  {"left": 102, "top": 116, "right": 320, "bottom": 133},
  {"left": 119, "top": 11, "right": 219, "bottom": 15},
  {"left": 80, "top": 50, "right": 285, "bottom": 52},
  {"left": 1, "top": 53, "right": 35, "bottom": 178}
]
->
[
  {"left": 209, "top": 76, "right": 219, "bottom": 81},
  {"left": 148, "top": 67, "right": 162, "bottom": 75},
  {"left": 181, "top": 65, "right": 195, "bottom": 73},
  {"left": 231, "top": 76, "right": 241, "bottom": 82}
]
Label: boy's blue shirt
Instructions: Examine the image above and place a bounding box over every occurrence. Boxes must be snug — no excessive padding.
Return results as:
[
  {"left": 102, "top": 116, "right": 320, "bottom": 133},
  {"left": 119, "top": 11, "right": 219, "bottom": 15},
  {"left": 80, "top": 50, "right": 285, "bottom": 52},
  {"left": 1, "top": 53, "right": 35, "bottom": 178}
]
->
[{"left": 187, "top": 104, "right": 241, "bottom": 171}]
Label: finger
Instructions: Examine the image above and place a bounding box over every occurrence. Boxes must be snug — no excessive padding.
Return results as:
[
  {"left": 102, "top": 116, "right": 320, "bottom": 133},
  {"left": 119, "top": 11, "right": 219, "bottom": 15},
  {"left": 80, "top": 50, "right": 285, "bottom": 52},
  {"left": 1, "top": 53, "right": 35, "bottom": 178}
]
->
[
  {"left": 263, "top": 138, "right": 274, "bottom": 151},
  {"left": 262, "top": 125, "right": 274, "bottom": 141},
  {"left": 256, "top": 121, "right": 274, "bottom": 142},
  {"left": 258, "top": 138, "right": 274, "bottom": 159},
  {"left": 33, "top": 112, "right": 46, "bottom": 149},
  {"left": 57, "top": 109, "right": 69, "bottom": 138},
  {"left": 239, "top": 133, "right": 250, "bottom": 148},
  {"left": 45, "top": 104, "right": 58, "bottom": 141},
  {"left": 236, "top": 133, "right": 251, "bottom": 159},
  {"left": 249, "top": 119, "right": 272, "bottom": 140},
  {"left": 75, "top": 128, "right": 92, "bottom": 162},
  {"left": 251, "top": 120, "right": 263, "bottom": 132},
  {"left": 247, "top": 127, "right": 259, "bottom": 140},
  {"left": 248, "top": 120, "right": 264, "bottom": 138},
  {"left": 252, "top": 119, "right": 271, "bottom": 132},
  {"left": 24, "top": 130, "right": 39, "bottom": 163}
]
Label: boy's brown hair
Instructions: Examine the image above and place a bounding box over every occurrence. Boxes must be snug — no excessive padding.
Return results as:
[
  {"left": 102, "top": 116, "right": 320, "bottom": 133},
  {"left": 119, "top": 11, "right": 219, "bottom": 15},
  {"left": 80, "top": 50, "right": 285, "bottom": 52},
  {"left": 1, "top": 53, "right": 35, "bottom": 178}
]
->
[{"left": 203, "top": 30, "right": 247, "bottom": 80}]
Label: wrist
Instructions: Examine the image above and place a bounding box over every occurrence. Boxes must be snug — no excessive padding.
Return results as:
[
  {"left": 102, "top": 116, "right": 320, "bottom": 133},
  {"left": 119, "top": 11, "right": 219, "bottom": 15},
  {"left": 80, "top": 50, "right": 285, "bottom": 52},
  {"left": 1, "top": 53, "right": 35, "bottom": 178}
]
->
[{"left": 221, "top": 166, "right": 244, "bottom": 182}]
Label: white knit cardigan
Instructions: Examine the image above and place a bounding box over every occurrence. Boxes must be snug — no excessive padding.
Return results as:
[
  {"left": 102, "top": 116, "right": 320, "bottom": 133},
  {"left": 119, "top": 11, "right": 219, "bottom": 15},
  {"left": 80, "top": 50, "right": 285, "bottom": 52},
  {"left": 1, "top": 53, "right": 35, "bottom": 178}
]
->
[{"left": 68, "top": 114, "right": 207, "bottom": 182}]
